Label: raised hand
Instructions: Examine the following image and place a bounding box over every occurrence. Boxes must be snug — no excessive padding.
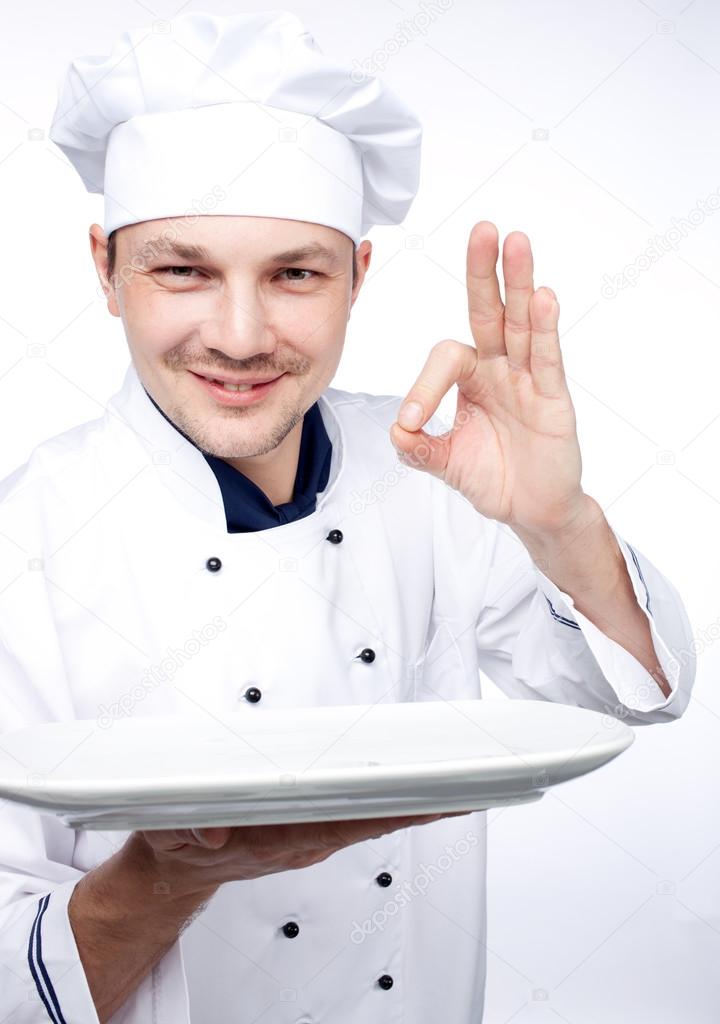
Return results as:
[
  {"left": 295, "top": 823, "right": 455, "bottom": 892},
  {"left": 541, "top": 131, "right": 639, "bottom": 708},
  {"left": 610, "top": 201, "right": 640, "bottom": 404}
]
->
[{"left": 390, "top": 221, "right": 586, "bottom": 536}]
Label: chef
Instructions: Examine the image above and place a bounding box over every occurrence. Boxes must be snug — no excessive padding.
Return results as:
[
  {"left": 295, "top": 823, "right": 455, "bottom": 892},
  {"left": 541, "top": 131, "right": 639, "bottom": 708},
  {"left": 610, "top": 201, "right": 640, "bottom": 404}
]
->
[{"left": 0, "top": 9, "right": 695, "bottom": 1024}]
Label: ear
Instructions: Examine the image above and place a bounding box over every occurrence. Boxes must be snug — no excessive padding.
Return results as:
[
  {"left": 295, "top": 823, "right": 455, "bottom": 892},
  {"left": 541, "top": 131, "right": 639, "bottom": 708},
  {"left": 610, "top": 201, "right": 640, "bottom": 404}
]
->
[
  {"left": 349, "top": 238, "right": 372, "bottom": 316},
  {"left": 89, "top": 223, "right": 120, "bottom": 318}
]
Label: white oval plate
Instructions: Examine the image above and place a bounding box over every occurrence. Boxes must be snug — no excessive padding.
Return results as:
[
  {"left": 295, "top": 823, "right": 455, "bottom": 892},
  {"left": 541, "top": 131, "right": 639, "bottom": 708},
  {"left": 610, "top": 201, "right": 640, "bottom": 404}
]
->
[{"left": 0, "top": 699, "right": 633, "bottom": 830}]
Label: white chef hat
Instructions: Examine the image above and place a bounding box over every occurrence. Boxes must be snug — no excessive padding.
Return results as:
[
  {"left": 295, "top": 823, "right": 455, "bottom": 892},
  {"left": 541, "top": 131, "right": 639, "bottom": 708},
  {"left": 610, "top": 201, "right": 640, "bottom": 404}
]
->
[{"left": 47, "top": 9, "right": 423, "bottom": 245}]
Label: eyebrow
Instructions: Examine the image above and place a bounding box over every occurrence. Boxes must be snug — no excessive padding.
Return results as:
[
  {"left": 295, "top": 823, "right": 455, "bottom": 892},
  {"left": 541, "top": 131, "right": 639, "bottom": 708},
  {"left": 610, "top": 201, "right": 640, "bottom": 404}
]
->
[{"left": 140, "top": 241, "right": 341, "bottom": 265}]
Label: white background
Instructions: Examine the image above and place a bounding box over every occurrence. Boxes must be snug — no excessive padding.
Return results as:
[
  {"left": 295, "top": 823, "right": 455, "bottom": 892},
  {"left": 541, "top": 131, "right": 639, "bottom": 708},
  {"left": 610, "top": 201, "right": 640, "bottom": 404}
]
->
[{"left": 1, "top": 1, "right": 719, "bottom": 1021}]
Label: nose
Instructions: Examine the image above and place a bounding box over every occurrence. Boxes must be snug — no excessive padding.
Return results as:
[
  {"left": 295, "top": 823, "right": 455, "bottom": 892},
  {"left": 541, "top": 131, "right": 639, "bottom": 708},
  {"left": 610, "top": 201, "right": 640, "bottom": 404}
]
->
[{"left": 200, "top": 277, "right": 276, "bottom": 359}]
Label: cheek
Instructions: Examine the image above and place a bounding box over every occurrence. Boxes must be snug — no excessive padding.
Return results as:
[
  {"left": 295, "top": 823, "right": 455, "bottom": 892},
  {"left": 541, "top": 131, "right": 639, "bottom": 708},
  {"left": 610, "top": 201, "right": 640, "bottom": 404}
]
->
[
  {"left": 121, "top": 287, "right": 192, "bottom": 349},
  {"left": 282, "top": 295, "right": 348, "bottom": 348}
]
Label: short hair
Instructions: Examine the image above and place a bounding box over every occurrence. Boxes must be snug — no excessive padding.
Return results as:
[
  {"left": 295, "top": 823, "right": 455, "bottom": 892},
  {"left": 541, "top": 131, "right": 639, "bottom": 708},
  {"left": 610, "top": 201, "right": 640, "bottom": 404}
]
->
[{"left": 105, "top": 231, "right": 358, "bottom": 288}]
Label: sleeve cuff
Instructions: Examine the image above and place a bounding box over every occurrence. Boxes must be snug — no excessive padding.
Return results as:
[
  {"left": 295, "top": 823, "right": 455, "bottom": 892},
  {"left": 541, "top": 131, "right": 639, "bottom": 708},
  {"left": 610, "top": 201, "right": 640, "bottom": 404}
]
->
[
  {"left": 18, "top": 875, "right": 191, "bottom": 1024},
  {"left": 531, "top": 529, "right": 682, "bottom": 716},
  {"left": 26, "top": 877, "right": 101, "bottom": 1024}
]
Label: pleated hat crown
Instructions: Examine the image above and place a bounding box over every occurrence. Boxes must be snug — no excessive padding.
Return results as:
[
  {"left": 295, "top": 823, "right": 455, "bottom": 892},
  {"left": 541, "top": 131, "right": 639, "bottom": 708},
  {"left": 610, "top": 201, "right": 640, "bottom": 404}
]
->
[{"left": 48, "top": 9, "right": 423, "bottom": 244}]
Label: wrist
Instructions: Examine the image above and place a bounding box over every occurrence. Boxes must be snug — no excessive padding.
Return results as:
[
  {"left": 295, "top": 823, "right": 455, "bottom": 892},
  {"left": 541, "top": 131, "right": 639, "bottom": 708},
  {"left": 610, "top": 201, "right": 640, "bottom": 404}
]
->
[
  {"left": 513, "top": 496, "right": 626, "bottom": 602},
  {"left": 511, "top": 494, "right": 602, "bottom": 563}
]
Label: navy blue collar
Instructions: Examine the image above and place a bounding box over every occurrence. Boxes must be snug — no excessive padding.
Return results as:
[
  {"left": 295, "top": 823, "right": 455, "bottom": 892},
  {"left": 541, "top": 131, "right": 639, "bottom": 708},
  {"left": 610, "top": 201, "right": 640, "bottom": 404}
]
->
[{"left": 142, "top": 386, "right": 332, "bottom": 533}]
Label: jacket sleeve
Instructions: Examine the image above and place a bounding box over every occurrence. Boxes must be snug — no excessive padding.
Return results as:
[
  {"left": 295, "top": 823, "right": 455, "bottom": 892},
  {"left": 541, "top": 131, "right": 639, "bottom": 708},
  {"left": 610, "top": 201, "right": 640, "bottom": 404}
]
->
[
  {"left": 424, "top": 425, "right": 695, "bottom": 726},
  {"left": 0, "top": 800, "right": 100, "bottom": 1023},
  {"left": 0, "top": 634, "right": 192, "bottom": 1024},
  {"left": 473, "top": 512, "right": 695, "bottom": 725}
]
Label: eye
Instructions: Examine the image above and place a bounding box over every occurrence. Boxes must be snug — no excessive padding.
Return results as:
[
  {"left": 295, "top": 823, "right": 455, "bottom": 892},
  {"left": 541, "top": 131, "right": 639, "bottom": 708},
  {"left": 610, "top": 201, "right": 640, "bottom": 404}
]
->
[
  {"left": 156, "top": 266, "right": 202, "bottom": 278},
  {"left": 277, "top": 268, "right": 318, "bottom": 283}
]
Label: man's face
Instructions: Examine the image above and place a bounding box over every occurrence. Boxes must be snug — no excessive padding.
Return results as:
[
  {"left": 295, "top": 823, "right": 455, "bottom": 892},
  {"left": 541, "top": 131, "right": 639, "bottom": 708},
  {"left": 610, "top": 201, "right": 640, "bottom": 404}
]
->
[{"left": 91, "top": 215, "right": 370, "bottom": 460}]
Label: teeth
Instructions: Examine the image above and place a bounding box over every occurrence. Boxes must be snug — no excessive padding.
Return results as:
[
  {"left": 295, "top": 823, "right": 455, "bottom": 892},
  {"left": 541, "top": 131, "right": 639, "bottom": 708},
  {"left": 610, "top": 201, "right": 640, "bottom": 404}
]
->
[{"left": 202, "top": 376, "right": 255, "bottom": 391}]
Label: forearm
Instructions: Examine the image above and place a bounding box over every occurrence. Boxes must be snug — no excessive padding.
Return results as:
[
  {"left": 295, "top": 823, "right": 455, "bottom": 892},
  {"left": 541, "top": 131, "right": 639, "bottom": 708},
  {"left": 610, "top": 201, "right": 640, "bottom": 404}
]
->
[
  {"left": 67, "top": 832, "right": 218, "bottom": 1023},
  {"left": 512, "top": 494, "right": 672, "bottom": 699}
]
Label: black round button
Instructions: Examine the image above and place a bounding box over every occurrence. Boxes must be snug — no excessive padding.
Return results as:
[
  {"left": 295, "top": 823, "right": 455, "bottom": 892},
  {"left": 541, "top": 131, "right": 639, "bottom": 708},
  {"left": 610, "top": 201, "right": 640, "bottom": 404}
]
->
[
  {"left": 376, "top": 872, "right": 393, "bottom": 888},
  {"left": 326, "top": 529, "right": 344, "bottom": 544},
  {"left": 359, "top": 648, "right": 376, "bottom": 663},
  {"left": 244, "top": 687, "right": 262, "bottom": 704},
  {"left": 378, "top": 974, "right": 394, "bottom": 990},
  {"left": 282, "top": 921, "right": 299, "bottom": 938},
  {"left": 205, "top": 557, "right": 222, "bottom": 573}
]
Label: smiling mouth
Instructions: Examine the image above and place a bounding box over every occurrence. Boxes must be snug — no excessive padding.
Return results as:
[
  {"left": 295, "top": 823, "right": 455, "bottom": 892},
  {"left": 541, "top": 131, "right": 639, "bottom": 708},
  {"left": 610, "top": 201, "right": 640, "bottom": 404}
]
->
[
  {"left": 188, "top": 370, "right": 287, "bottom": 405},
  {"left": 190, "top": 371, "right": 283, "bottom": 392}
]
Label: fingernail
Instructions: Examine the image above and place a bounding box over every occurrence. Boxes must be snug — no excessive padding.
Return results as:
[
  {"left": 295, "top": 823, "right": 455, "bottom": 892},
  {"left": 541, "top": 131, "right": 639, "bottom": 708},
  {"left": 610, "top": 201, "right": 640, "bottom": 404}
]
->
[{"left": 398, "top": 401, "right": 423, "bottom": 429}]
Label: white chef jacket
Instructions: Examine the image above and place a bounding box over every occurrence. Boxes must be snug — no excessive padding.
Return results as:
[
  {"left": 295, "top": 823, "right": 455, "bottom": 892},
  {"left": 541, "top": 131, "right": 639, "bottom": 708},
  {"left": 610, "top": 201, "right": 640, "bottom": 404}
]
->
[{"left": 0, "top": 361, "right": 695, "bottom": 1024}]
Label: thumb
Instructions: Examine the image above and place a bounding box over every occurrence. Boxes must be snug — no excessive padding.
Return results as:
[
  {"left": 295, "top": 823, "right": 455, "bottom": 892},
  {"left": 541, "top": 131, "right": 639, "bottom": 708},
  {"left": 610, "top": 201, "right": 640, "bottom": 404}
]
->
[
  {"left": 190, "top": 827, "right": 231, "bottom": 849},
  {"left": 390, "top": 420, "right": 449, "bottom": 478}
]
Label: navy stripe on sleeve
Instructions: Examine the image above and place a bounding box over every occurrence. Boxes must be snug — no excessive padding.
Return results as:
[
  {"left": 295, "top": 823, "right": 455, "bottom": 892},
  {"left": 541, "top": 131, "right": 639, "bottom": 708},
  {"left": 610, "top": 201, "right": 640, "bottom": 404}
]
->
[
  {"left": 28, "top": 894, "right": 68, "bottom": 1024},
  {"left": 626, "top": 543, "right": 652, "bottom": 615},
  {"left": 545, "top": 596, "right": 581, "bottom": 630}
]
